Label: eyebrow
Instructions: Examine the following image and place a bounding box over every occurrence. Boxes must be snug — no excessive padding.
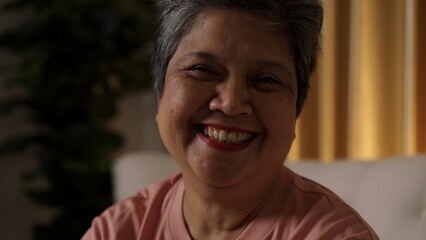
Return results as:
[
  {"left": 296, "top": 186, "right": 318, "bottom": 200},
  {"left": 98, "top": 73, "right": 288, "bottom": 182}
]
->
[
  {"left": 255, "top": 60, "right": 294, "bottom": 79},
  {"left": 179, "top": 52, "right": 294, "bottom": 79},
  {"left": 179, "top": 52, "right": 220, "bottom": 63}
]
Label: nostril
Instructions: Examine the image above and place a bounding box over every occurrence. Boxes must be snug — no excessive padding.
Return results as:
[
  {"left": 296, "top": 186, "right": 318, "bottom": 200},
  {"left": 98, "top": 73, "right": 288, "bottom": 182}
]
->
[{"left": 209, "top": 95, "right": 253, "bottom": 116}]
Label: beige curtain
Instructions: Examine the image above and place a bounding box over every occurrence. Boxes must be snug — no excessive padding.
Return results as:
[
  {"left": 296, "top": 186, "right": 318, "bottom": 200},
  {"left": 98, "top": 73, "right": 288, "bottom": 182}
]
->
[{"left": 288, "top": 0, "right": 426, "bottom": 162}]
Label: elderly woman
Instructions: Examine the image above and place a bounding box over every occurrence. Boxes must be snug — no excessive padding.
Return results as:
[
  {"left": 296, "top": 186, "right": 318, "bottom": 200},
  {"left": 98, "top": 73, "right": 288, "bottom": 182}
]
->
[{"left": 83, "top": 0, "right": 379, "bottom": 239}]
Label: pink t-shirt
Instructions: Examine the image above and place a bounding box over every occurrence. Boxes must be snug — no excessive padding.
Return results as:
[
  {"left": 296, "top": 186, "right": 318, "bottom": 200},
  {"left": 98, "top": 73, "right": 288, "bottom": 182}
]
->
[{"left": 82, "top": 167, "right": 379, "bottom": 239}]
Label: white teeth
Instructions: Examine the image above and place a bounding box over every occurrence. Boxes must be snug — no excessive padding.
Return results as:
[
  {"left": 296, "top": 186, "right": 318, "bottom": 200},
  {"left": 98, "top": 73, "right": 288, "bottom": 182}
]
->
[
  {"left": 219, "top": 130, "right": 227, "bottom": 142},
  {"left": 202, "top": 126, "right": 253, "bottom": 143},
  {"left": 228, "top": 132, "right": 237, "bottom": 142},
  {"left": 237, "top": 132, "right": 243, "bottom": 142},
  {"left": 213, "top": 129, "right": 219, "bottom": 139}
]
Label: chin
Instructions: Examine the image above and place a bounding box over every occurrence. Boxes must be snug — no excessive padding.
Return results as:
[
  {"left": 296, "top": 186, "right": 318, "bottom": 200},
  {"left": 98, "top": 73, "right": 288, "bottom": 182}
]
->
[{"left": 190, "top": 158, "right": 250, "bottom": 188}]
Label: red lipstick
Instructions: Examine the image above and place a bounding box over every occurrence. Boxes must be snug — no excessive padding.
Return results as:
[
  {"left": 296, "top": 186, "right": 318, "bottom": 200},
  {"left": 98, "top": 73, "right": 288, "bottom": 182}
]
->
[{"left": 197, "top": 124, "right": 255, "bottom": 151}]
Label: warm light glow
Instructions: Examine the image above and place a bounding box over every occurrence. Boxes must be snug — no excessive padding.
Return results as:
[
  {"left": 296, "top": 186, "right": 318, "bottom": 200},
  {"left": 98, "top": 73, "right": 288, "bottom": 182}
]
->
[
  {"left": 403, "top": 0, "right": 417, "bottom": 155},
  {"left": 288, "top": 0, "right": 424, "bottom": 162}
]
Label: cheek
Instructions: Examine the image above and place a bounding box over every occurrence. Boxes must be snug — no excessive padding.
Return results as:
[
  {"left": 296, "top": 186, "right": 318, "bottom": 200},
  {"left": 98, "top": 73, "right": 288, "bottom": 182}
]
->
[
  {"left": 256, "top": 93, "right": 296, "bottom": 121},
  {"left": 160, "top": 80, "right": 191, "bottom": 118},
  {"left": 157, "top": 92, "right": 184, "bottom": 157},
  {"left": 255, "top": 94, "right": 296, "bottom": 141},
  {"left": 158, "top": 77, "right": 209, "bottom": 131}
]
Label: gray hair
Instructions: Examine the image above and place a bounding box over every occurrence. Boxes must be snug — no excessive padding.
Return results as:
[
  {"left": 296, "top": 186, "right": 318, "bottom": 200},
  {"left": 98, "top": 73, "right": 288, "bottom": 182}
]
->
[{"left": 152, "top": 0, "right": 323, "bottom": 116}]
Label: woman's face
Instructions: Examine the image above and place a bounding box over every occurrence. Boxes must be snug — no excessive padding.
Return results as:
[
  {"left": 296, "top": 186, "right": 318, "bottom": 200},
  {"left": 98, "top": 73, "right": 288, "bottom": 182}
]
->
[{"left": 157, "top": 9, "right": 297, "bottom": 188}]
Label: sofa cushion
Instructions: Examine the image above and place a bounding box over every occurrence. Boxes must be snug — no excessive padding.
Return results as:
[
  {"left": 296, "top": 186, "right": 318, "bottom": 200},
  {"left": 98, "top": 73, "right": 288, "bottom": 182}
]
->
[
  {"left": 287, "top": 155, "right": 426, "bottom": 240},
  {"left": 113, "top": 152, "right": 426, "bottom": 240}
]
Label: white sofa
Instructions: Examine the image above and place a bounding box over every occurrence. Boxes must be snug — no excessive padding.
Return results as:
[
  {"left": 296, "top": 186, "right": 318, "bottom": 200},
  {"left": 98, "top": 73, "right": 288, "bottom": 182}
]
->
[{"left": 113, "top": 151, "right": 426, "bottom": 240}]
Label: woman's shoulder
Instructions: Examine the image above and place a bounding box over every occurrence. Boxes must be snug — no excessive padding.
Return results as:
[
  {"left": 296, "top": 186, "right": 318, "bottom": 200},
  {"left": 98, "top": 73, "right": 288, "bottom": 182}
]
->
[
  {"left": 81, "top": 174, "right": 183, "bottom": 240},
  {"left": 282, "top": 169, "right": 379, "bottom": 239},
  {"left": 289, "top": 169, "right": 347, "bottom": 206},
  {"left": 135, "top": 173, "right": 183, "bottom": 203},
  {"left": 107, "top": 173, "right": 182, "bottom": 215}
]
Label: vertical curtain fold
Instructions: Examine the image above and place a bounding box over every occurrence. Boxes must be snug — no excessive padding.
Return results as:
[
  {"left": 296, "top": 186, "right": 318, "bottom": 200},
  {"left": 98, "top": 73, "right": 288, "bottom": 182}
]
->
[
  {"left": 288, "top": 0, "right": 425, "bottom": 162},
  {"left": 416, "top": 0, "right": 426, "bottom": 152}
]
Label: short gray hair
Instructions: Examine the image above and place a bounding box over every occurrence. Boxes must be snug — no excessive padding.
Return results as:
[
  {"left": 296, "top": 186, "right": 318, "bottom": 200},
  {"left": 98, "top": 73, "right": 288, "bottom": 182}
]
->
[{"left": 152, "top": 0, "right": 323, "bottom": 116}]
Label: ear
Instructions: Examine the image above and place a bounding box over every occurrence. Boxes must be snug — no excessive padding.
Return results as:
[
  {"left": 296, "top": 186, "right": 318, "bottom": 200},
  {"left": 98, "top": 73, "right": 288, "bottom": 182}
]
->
[
  {"left": 155, "top": 98, "right": 161, "bottom": 123},
  {"left": 155, "top": 101, "right": 161, "bottom": 123}
]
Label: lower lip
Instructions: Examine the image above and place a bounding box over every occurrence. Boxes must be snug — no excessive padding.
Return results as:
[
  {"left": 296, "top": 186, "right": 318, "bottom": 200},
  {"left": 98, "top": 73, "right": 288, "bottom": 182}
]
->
[{"left": 198, "top": 133, "right": 253, "bottom": 151}]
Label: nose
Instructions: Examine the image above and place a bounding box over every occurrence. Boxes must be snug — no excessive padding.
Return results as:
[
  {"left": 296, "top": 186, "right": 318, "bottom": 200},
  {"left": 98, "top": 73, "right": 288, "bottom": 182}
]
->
[{"left": 209, "top": 78, "right": 253, "bottom": 116}]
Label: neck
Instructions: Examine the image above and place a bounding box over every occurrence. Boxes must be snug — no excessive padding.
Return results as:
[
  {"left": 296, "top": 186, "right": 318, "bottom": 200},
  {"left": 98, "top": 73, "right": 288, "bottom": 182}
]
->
[{"left": 182, "top": 170, "right": 283, "bottom": 240}]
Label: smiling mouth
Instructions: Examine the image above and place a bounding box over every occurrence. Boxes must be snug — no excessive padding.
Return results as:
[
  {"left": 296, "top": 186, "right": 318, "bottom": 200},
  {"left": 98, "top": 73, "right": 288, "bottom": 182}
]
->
[{"left": 197, "top": 125, "right": 255, "bottom": 144}]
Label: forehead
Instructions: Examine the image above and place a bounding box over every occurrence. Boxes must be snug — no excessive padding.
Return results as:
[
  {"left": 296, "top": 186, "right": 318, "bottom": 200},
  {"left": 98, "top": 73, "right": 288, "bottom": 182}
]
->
[
  {"left": 173, "top": 9, "right": 294, "bottom": 74},
  {"left": 183, "top": 9, "right": 291, "bottom": 54}
]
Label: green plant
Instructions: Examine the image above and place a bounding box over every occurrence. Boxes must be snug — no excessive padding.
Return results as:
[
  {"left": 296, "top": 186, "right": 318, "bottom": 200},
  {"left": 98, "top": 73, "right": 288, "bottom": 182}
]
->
[{"left": 0, "top": 0, "right": 155, "bottom": 239}]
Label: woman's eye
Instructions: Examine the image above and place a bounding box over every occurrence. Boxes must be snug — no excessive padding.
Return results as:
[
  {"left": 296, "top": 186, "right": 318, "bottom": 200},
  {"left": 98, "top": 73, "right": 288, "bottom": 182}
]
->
[
  {"left": 251, "top": 76, "right": 282, "bottom": 92},
  {"left": 191, "top": 65, "right": 212, "bottom": 73},
  {"left": 186, "top": 65, "right": 218, "bottom": 81},
  {"left": 188, "top": 65, "right": 217, "bottom": 75},
  {"left": 259, "top": 76, "right": 280, "bottom": 84}
]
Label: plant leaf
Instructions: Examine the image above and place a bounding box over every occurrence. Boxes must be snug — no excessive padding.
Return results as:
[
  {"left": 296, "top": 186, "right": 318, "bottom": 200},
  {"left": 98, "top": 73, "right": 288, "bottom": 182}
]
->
[{"left": 0, "top": 134, "right": 45, "bottom": 157}]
